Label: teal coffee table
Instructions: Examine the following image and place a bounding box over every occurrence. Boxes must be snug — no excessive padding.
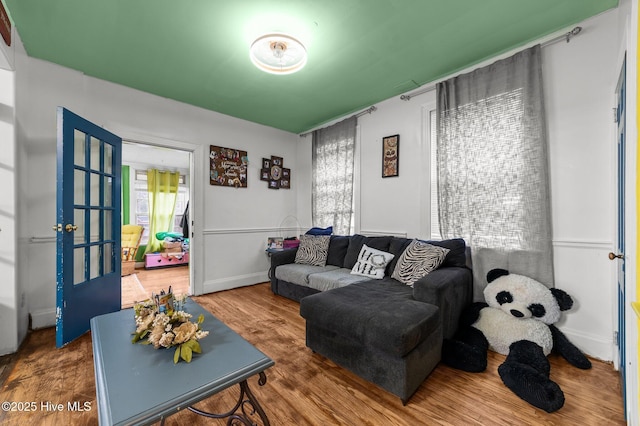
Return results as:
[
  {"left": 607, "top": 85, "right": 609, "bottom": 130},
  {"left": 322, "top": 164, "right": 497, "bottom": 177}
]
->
[{"left": 90, "top": 299, "right": 274, "bottom": 425}]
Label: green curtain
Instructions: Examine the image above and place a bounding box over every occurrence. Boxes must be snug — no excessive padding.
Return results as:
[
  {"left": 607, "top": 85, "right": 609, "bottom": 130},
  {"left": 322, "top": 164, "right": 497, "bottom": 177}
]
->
[
  {"left": 144, "top": 169, "right": 180, "bottom": 253},
  {"left": 122, "top": 165, "right": 130, "bottom": 225}
]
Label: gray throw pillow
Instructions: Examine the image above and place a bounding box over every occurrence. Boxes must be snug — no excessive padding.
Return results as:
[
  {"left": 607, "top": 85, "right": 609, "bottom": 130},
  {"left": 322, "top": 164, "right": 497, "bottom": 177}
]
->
[
  {"left": 391, "top": 239, "right": 450, "bottom": 286},
  {"left": 295, "top": 235, "right": 331, "bottom": 266}
]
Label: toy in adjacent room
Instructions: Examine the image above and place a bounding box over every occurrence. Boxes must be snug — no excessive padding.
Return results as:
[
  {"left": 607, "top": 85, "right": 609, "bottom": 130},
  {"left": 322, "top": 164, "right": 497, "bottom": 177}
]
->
[{"left": 441, "top": 268, "right": 592, "bottom": 412}]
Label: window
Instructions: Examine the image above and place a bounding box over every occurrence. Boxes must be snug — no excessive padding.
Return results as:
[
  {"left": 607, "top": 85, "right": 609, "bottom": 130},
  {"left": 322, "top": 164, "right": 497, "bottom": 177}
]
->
[
  {"left": 312, "top": 116, "right": 357, "bottom": 236},
  {"left": 436, "top": 45, "right": 554, "bottom": 293},
  {"left": 133, "top": 171, "right": 188, "bottom": 244}
]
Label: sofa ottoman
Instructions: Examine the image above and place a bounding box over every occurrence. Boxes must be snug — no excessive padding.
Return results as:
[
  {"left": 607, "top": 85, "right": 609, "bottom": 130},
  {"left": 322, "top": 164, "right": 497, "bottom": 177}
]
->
[{"left": 300, "top": 279, "right": 442, "bottom": 404}]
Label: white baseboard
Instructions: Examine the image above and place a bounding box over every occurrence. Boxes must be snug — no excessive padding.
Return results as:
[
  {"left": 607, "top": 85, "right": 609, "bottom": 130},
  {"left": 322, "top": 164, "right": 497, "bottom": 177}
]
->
[
  {"left": 562, "top": 327, "right": 614, "bottom": 362},
  {"left": 31, "top": 308, "right": 56, "bottom": 329},
  {"left": 202, "top": 271, "right": 268, "bottom": 294}
]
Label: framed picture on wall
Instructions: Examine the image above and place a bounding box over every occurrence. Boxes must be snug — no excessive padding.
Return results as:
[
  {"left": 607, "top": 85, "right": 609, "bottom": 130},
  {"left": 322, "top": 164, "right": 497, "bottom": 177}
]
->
[
  {"left": 260, "top": 169, "right": 270, "bottom": 181},
  {"left": 271, "top": 156, "right": 283, "bottom": 167},
  {"left": 210, "top": 145, "right": 248, "bottom": 187},
  {"left": 269, "top": 179, "right": 280, "bottom": 189},
  {"left": 382, "top": 134, "right": 399, "bottom": 178}
]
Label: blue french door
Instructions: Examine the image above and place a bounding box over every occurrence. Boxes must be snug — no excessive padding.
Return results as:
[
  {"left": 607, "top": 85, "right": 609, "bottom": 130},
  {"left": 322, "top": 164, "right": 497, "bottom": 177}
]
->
[
  {"left": 55, "top": 107, "right": 122, "bottom": 348},
  {"left": 613, "top": 56, "right": 626, "bottom": 415}
]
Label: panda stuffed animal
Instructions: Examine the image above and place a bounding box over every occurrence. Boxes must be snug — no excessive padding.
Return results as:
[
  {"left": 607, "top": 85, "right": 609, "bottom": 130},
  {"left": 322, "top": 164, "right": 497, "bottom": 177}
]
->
[{"left": 442, "top": 268, "right": 592, "bottom": 413}]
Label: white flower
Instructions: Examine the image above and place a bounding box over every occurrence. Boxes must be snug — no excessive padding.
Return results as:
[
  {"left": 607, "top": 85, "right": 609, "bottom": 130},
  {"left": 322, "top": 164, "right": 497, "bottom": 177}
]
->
[
  {"left": 158, "top": 332, "right": 174, "bottom": 348},
  {"left": 195, "top": 330, "right": 209, "bottom": 340},
  {"left": 135, "top": 312, "right": 155, "bottom": 334}
]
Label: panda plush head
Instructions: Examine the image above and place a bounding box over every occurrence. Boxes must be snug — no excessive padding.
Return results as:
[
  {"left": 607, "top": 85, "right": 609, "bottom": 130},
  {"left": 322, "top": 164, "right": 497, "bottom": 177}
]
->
[{"left": 484, "top": 268, "right": 574, "bottom": 325}]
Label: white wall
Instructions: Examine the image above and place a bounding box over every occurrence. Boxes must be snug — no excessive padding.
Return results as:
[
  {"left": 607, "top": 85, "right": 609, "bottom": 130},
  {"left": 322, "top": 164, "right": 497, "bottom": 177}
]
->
[
  {"left": 0, "top": 23, "right": 28, "bottom": 355},
  {"left": 0, "top": 65, "right": 17, "bottom": 355},
  {"left": 17, "top": 53, "right": 299, "bottom": 329},
  {"left": 354, "top": 10, "right": 621, "bottom": 360}
]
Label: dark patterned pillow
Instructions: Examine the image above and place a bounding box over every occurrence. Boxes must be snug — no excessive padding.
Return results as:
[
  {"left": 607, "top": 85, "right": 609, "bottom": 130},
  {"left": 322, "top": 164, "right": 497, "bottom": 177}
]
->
[
  {"left": 295, "top": 235, "right": 331, "bottom": 266},
  {"left": 391, "top": 239, "right": 450, "bottom": 286}
]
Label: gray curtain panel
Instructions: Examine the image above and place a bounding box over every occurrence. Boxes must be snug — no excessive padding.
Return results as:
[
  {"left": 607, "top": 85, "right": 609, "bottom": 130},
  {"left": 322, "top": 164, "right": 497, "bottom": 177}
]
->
[
  {"left": 312, "top": 116, "right": 357, "bottom": 236},
  {"left": 436, "top": 45, "right": 553, "bottom": 301}
]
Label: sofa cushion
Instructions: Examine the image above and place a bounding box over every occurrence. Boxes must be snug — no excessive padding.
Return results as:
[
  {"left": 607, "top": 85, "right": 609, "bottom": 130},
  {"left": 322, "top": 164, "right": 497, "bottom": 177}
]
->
[
  {"left": 343, "top": 235, "right": 392, "bottom": 270},
  {"left": 428, "top": 238, "right": 467, "bottom": 268},
  {"left": 307, "top": 268, "right": 370, "bottom": 292},
  {"left": 326, "top": 235, "right": 351, "bottom": 267},
  {"left": 295, "top": 234, "right": 331, "bottom": 266},
  {"left": 387, "top": 237, "right": 412, "bottom": 275},
  {"left": 391, "top": 240, "right": 449, "bottom": 286},
  {"left": 300, "top": 279, "right": 440, "bottom": 357},
  {"left": 350, "top": 244, "right": 394, "bottom": 279},
  {"left": 275, "top": 263, "right": 339, "bottom": 286}
]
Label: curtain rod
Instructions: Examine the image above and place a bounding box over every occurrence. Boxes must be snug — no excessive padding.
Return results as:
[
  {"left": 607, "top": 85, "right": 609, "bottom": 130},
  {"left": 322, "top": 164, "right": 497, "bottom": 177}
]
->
[
  {"left": 400, "top": 26, "right": 583, "bottom": 101},
  {"left": 298, "top": 105, "right": 377, "bottom": 137}
]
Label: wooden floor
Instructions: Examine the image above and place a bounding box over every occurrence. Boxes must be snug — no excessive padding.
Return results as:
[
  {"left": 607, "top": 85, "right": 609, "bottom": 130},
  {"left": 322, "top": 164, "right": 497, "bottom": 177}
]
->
[
  {"left": 122, "top": 264, "right": 190, "bottom": 308},
  {"left": 0, "top": 283, "right": 625, "bottom": 425}
]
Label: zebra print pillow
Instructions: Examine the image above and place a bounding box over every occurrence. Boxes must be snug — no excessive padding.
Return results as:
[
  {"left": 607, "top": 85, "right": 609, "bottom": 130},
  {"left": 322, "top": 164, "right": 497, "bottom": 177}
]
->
[
  {"left": 350, "top": 244, "right": 394, "bottom": 279},
  {"left": 294, "top": 235, "right": 331, "bottom": 266},
  {"left": 391, "top": 239, "right": 450, "bottom": 286}
]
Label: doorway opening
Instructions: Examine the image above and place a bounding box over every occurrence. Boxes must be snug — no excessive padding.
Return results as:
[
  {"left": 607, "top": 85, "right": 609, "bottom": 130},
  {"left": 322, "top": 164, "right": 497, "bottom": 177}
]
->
[{"left": 121, "top": 142, "right": 192, "bottom": 308}]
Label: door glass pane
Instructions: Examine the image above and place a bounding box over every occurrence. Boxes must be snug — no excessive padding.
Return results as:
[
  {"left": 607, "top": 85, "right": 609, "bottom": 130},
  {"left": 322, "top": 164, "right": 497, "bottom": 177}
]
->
[
  {"left": 90, "top": 245, "right": 100, "bottom": 280},
  {"left": 74, "top": 247, "right": 85, "bottom": 285},
  {"left": 104, "top": 143, "right": 113, "bottom": 174},
  {"left": 90, "top": 136, "right": 101, "bottom": 171},
  {"left": 104, "top": 176, "right": 113, "bottom": 207},
  {"left": 90, "top": 172, "right": 100, "bottom": 206},
  {"left": 103, "top": 210, "right": 113, "bottom": 241},
  {"left": 74, "top": 130, "right": 86, "bottom": 167},
  {"left": 74, "top": 170, "right": 86, "bottom": 205},
  {"left": 104, "top": 243, "right": 113, "bottom": 275},
  {"left": 74, "top": 208, "right": 86, "bottom": 244},
  {"left": 90, "top": 209, "right": 100, "bottom": 243}
]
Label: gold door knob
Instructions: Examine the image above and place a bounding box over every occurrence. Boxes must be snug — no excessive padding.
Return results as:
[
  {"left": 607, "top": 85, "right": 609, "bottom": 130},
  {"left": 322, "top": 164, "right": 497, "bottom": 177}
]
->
[
  {"left": 53, "top": 224, "right": 62, "bottom": 232},
  {"left": 608, "top": 252, "right": 624, "bottom": 260},
  {"left": 65, "top": 224, "right": 78, "bottom": 233}
]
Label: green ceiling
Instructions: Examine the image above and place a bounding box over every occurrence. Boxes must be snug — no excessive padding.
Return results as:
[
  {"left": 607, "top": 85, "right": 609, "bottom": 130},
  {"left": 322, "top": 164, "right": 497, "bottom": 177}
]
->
[{"left": 2, "top": 0, "right": 618, "bottom": 133}]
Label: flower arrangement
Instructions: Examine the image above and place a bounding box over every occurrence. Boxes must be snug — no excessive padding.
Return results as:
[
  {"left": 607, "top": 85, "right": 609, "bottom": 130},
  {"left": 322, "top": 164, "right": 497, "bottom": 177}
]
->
[{"left": 131, "top": 292, "right": 209, "bottom": 363}]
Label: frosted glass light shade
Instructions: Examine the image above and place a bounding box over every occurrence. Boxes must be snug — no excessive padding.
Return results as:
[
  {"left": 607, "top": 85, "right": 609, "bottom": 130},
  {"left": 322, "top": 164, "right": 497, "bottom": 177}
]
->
[{"left": 250, "top": 33, "right": 307, "bottom": 75}]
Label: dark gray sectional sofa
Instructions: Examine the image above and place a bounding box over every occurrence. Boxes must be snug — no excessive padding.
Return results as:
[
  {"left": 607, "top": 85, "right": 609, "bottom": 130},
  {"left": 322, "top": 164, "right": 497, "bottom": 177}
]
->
[{"left": 269, "top": 234, "right": 472, "bottom": 404}]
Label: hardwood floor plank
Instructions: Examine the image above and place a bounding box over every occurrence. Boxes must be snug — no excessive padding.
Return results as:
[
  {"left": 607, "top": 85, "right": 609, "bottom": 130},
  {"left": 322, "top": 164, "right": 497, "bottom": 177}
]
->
[
  {"left": 122, "top": 265, "right": 190, "bottom": 308},
  {"left": 0, "top": 283, "right": 625, "bottom": 425}
]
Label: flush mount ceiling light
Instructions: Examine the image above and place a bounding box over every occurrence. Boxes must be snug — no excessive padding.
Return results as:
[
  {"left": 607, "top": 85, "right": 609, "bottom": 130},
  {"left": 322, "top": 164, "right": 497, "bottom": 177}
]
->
[{"left": 250, "top": 33, "right": 307, "bottom": 75}]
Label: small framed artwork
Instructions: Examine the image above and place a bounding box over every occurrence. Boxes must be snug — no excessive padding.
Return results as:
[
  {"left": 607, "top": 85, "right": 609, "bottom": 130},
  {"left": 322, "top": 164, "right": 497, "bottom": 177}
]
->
[
  {"left": 267, "top": 237, "right": 284, "bottom": 250},
  {"left": 269, "top": 179, "right": 280, "bottom": 189},
  {"left": 210, "top": 145, "right": 248, "bottom": 187},
  {"left": 260, "top": 169, "right": 270, "bottom": 181},
  {"left": 262, "top": 158, "right": 271, "bottom": 169},
  {"left": 280, "top": 168, "right": 291, "bottom": 189},
  {"left": 382, "top": 134, "right": 399, "bottom": 178},
  {"left": 271, "top": 156, "right": 283, "bottom": 167}
]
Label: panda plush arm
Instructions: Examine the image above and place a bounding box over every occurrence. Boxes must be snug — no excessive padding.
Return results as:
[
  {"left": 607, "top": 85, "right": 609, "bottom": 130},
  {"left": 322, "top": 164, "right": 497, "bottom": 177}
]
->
[
  {"left": 459, "top": 302, "right": 488, "bottom": 327},
  {"left": 549, "top": 324, "right": 592, "bottom": 369},
  {"left": 441, "top": 302, "right": 490, "bottom": 372}
]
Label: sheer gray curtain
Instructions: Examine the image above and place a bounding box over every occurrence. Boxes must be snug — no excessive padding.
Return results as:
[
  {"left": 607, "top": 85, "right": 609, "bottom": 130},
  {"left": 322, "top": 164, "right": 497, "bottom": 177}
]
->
[
  {"left": 312, "top": 116, "right": 357, "bottom": 235},
  {"left": 436, "top": 45, "right": 553, "bottom": 300}
]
